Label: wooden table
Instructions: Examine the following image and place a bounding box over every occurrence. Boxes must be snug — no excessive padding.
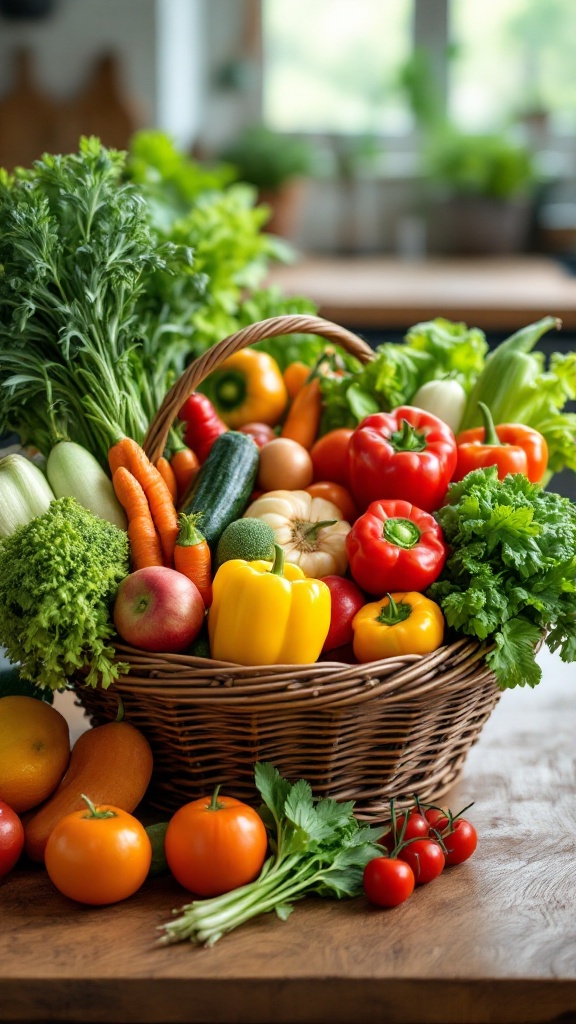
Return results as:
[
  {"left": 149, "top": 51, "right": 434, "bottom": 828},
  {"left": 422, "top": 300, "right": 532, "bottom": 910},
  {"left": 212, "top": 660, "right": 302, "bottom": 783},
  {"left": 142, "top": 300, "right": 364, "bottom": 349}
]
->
[
  {"left": 265, "top": 255, "right": 576, "bottom": 332},
  {"left": 1, "top": 647, "right": 575, "bottom": 1024}
]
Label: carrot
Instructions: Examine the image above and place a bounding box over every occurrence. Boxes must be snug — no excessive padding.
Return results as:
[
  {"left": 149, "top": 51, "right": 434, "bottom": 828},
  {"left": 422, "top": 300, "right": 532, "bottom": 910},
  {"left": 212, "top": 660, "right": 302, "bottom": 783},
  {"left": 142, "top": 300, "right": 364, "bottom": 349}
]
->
[
  {"left": 127, "top": 445, "right": 179, "bottom": 566},
  {"left": 283, "top": 361, "right": 311, "bottom": 401},
  {"left": 170, "top": 445, "right": 200, "bottom": 505},
  {"left": 174, "top": 513, "right": 213, "bottom": 607},
  {"left": 108, "top": 436, "right": 135, "bottom": 476},
  {"left": 155, "top": 455, "right": 178, "bottom": 504},
  {"left": 280, "top": 377, "right": 323, "bottom": 450},
  {"left": 112, "top": 467, "right": 164, "bottom": 570},
  {"left": 108, "top": 436, "right": 179, "bottom": 566}
]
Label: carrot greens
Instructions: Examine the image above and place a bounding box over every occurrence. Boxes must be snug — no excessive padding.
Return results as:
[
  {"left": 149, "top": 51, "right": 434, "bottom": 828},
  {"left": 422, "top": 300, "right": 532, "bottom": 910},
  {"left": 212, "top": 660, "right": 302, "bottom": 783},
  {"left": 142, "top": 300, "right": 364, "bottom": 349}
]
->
[{"left": 159, "top": 762, "right": 383, "bottom": 948}]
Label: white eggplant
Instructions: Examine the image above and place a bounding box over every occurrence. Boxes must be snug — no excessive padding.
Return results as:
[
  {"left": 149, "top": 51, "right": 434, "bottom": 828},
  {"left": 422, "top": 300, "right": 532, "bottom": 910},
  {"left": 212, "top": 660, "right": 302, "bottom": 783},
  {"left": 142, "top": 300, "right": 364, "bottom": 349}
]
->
[
  {"left": 0, "top": 453, "right": 55, "bottom": 538},
  {"left": 411, "top": 379, "right": 467, "bottom": 434},
  {"left": 46, "top": 440, "right": 127, "bottom": 530}
]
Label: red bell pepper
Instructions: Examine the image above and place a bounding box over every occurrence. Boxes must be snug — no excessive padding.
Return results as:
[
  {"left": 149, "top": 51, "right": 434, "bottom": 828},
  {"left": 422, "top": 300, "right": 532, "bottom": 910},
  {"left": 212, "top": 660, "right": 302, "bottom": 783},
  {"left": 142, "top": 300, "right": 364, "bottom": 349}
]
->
[
  {"left": 346, "top": 499, "right": 448, "bottom": 595},
  {"left": 347, "top": 406, "right": 457, "bottom": 514},
  {"left": 454, "top": 402, "right": 548, "bottom": 483},
  {"left": 178, "top": 392, "right": 228, "bottom": 463}
]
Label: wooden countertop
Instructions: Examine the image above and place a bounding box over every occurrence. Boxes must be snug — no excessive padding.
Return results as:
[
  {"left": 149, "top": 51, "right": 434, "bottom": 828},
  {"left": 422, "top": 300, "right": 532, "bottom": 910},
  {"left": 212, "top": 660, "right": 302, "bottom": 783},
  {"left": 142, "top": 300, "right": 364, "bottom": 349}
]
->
[
  {"left": 1, "top": 647, "right": 575, "bottom": 1024},
  {"left": 265, "top": 255, "right": 576, "bottom": 332}
]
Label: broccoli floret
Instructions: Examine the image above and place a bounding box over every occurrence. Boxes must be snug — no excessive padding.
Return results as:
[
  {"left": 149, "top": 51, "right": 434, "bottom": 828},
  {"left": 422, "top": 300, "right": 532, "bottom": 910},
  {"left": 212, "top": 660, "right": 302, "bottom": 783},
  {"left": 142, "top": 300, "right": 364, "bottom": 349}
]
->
[{"left": 0, "top": 497, "right": 129, "bottom": 690}]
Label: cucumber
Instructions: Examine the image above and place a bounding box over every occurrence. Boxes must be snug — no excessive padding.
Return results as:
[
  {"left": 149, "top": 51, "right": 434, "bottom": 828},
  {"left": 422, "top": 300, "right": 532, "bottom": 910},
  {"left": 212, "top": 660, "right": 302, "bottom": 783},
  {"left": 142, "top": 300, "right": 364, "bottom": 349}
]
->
[{"left": 180, "top": 431, "right": 259, "bottom": 549}]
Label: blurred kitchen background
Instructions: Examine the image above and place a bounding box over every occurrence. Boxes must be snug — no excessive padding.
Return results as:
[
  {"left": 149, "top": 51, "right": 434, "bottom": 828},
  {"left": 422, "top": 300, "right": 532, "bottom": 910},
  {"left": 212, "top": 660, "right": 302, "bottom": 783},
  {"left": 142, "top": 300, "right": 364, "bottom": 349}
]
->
[
  {"left": 2, "top": 0, "right": 576, "bottom": 258},
  {"left": 1, "top": 0, "right": 576, "bottom": 496}
]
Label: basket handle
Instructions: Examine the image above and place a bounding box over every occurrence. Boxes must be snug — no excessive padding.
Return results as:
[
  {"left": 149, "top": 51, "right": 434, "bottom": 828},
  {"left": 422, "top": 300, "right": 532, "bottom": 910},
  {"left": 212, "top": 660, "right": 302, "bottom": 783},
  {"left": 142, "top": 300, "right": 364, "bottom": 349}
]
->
[{"left": 143, "top": 313, "right": 375, "bottom": 462}]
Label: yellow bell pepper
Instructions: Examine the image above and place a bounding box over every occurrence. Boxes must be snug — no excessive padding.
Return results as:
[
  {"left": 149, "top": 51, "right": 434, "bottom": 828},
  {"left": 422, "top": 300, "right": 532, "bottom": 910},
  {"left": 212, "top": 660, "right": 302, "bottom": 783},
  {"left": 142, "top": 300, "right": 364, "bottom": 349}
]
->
[
  {"left": 208, "top": 544, "right": 330, "bottom": 665},
  {"left": 206, "top": 348, "right": 288, "bottom": 428},
  {"left": 352, "top": 592, "right": 444, "bottom": 663}
]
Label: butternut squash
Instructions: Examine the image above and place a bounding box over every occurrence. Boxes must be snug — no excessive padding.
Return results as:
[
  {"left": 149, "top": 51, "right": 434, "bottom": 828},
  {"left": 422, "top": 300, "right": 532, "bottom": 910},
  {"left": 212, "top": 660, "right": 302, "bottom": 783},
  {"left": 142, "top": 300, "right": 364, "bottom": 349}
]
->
[{"left": 24, "top": 717, "right": 154, "bottom": 863}]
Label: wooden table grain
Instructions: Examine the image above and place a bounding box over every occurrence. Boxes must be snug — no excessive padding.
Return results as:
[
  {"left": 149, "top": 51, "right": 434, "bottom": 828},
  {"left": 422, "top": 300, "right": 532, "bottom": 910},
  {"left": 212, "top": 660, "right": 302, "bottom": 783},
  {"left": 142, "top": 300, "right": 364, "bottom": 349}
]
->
[
  {"left": 1, "top": 647, "right": 575, "bottom": 1024},
  {"left": 265, "top": 254, "right": 576, "bottom": 332}
]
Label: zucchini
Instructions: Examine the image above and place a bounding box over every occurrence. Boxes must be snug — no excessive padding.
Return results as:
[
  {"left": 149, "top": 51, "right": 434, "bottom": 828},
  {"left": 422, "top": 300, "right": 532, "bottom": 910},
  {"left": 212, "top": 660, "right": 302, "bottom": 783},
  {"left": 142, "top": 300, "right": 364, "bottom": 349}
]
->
[
  {"left": 46, "top": 440, "right": 127, "bottom": 530},
  {"left": 180, "top": 431, "right": 259, "bottom": 549}
]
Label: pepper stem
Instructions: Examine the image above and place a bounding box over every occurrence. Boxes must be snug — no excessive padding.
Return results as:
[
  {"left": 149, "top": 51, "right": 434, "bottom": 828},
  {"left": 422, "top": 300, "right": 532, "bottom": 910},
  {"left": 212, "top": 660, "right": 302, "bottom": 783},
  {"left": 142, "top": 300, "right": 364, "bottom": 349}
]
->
[
  {"left": 478, "top": 402, "right": 501, "bottom": 446},
  {"left": 389, "top": 418, "right": 427, "bottom": 453},
  {"left": 270, "top": 543, "right": 286, "bottom": 577},
  {"left": 376, "top": 594, "right": 413, "bottom": 626},
  {"left": 382, "top": 516, "right": 421, "bottom": 550}
]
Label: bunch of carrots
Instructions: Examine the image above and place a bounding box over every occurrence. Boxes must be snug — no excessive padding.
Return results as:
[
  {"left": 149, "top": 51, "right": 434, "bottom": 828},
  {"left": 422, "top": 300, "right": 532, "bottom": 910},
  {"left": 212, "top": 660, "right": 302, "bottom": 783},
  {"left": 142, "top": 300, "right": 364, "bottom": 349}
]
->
[{"left": 108, "top": 435, "right": 213, "bottom": 607}]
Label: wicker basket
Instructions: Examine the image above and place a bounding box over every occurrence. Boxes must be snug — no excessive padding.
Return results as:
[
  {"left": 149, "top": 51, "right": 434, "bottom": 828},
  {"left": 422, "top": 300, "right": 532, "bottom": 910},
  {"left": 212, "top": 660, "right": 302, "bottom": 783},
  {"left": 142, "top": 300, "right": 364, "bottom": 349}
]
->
[{"left": 75, "top": 314, "right": 502, "bottom": 820}]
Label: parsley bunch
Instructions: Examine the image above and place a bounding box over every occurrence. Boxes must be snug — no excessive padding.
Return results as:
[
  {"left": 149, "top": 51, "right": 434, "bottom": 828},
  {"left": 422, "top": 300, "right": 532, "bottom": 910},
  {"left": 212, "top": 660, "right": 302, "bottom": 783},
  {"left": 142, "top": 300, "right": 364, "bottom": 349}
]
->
[
  {"left": 159, "top": 762, "right": 383, "bottom": 948},
  {"left": 0, "top": 497, "right": 129, "bottom": 690},
  {"left": 428, "top": 467, "right": 576, "bottom": 688}
]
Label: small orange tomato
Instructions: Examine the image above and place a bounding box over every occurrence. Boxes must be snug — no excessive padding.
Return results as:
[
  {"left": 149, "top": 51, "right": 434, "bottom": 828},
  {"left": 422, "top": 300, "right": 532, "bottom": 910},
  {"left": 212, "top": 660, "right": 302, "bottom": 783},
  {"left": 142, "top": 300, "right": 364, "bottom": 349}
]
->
[
  {"left": 165, "top": 787, "right": 268, "bottom": 897},
  {"left": 44, "top": 797, "right": 152, "bottom": 905},
  {"left": 306, "top": 481, "right": 358, "bottom": 524}
]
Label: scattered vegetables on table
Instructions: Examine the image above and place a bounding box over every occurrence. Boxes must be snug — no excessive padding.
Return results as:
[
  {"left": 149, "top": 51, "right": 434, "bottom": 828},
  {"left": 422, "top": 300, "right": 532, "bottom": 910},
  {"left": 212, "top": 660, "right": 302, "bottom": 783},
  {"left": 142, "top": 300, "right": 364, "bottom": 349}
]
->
[
  {"left": 158, "top": 761, "right": 384, "bottom": 947},
  {"left": 44, "top": 794, "right": 152, "bottom": 906},
  {"left": 0, "top": 799, "right": 24, "bottom": 878}
]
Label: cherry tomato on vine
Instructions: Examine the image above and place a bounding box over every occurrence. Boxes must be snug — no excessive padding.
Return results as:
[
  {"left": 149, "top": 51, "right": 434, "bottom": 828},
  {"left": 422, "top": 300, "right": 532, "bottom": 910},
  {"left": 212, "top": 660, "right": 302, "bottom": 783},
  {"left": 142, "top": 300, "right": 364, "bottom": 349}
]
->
[
  {"left": 442, "top": 819, "right": 478, "bottom": 865},
  {"left": 399, "top": 838, "right": 445, "bottom": 885},
  {"left": 363, "top": 856, "right": 415, "bottom": 908},
  {"left": 44, "top": 797, "right": 152, "bottom": 905},
  {"left": 0, "top": 799, "right": 25, "bottom": 878},
  {"left": 381, "top": 810, "right": 429, "bottom": 852},
  {"left": 165, "top": 786, "right": 268, "bottom": 897},
  {"left": 424, "top": 807, "right": 450, "bottom": 832}
]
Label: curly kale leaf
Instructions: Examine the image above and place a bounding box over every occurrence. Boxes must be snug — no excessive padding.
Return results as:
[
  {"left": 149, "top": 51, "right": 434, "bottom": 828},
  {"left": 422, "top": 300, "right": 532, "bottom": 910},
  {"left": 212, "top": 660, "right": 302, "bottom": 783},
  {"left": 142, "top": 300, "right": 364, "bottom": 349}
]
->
[
  {"left": 429, "top": 468, "right": 576, "bottom": 688},
  {"left": 0, "top": 497, "right": 129, "bottom": 691}
]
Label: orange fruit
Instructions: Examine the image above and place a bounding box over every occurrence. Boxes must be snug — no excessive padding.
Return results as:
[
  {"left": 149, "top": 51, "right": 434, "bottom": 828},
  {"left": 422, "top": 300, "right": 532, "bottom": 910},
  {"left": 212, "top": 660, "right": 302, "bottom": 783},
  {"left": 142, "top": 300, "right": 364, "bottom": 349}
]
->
[{"left": 0, "top": 696, "right": 71, "bottom": 813}]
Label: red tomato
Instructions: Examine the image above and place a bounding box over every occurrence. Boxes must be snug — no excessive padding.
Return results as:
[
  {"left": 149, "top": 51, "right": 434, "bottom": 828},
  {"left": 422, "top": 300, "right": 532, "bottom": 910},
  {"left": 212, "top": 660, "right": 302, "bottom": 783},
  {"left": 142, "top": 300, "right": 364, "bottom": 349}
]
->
[
  {"left": 0, "top": 800, "right": 25, "bottom": 878},
  {"left": 165, "top": 787, "right": 268, "bottom": 897},
  {"left": 399, "top": 838, "right": 445, "bottom": 885},
  {"left": 382, "top": 811, "right": 429, "bottom": 852},
  {"left": 424, "top": 808, "right": 449, "bottom": 831},
  {"left": 310, "top": 429, "right": 354, "bottom": 487},
  {"left": 306, "top": 481, "right": 358, "bottom": 524},
  {"left": 44, "top": 799, "right": 152, "bottom": 905},
  {"left": 321, "top": 575, "right": 366, "bottom": 652},
  {"left": 363, "top": 856, "right": 415, "bottom": 907},
  {"left": 442, "top": 819, "right": 478, "bottom": 865},
  {"left": 239, "top": 422, "right": 277, "bottom": 448}
]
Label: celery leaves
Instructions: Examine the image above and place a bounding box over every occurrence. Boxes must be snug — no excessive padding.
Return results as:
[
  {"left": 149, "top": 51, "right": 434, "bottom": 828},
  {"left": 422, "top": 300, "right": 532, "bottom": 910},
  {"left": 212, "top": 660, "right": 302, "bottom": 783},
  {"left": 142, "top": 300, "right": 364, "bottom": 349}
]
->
[{"left": 429, "top": 467, "right": 576, "bottom": 688}]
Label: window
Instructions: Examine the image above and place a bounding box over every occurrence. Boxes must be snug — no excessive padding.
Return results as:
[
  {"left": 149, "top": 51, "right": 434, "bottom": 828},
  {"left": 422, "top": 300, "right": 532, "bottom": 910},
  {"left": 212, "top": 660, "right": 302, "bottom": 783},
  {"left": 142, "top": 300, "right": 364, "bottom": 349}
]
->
[{"left": 262, "top": 0, "right": 576, "bottom": 139}]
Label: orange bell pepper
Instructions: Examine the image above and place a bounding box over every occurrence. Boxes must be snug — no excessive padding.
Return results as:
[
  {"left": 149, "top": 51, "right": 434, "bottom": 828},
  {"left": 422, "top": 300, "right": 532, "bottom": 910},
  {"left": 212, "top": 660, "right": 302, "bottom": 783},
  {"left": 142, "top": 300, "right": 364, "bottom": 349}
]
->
[{"left": 454, "top": 402, "right": 548, "bottom": 483}]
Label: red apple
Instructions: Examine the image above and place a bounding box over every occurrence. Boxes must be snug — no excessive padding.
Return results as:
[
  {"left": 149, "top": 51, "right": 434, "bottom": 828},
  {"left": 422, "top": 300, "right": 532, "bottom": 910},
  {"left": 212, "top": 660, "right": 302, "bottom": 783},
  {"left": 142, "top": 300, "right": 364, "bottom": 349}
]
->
[
  {"left": 114, "top": 566, "right": 205, "bottom": 653},
  {"left": 321, "top": 575, "right": 366, "bottom": 653}
]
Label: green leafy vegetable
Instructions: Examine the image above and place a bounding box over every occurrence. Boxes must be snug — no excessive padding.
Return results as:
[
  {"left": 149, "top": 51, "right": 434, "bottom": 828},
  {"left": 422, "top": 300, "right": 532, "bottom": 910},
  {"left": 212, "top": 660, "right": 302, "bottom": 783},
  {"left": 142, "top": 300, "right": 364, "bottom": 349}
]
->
[
  {"left": 126, "top": 130, "right": 317, "bottom": 358},
  {"left": 159, "top": 762, "right": 383, "bottom": 947},
  {"left": 428, "top": 467, "right": 576, "bottom": 689},
  {"left": 0, "top": 496, "right": 129, "bottom": 691},
  {"left": 318, "top": 317, "right": 488, "bottom": 433},
  {"left": 0, "top": 136, "right": 199, "bottom": 465},
  {"left": 0, "top": 133, "right": 316, "bottom": 469}
]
